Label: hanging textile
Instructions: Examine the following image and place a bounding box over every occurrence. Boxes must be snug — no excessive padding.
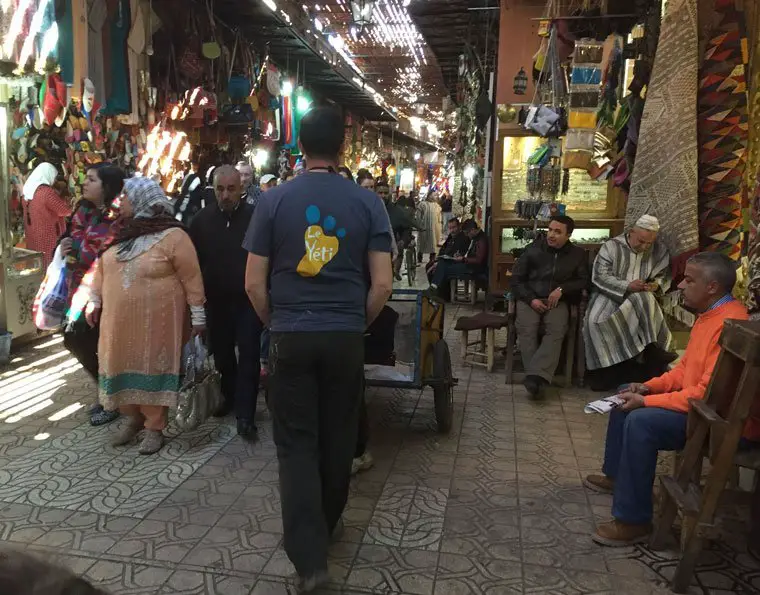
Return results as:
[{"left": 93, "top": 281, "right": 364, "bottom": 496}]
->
[
  {"left": 697, "top": 0, "right": 749, "bottom": 261},
  {"left": 745, "top": 1, "right": 760, "bottom": 316},
  {"left": 624, "top": 0, "right": 700, "bottom": 274},
  {"left": 57, "top": 0, "right": 75, "bottom": 86},
  {"left": 102, "top": 0, "right": 132, "bottom": 116},
  {"left": 88, "top": 0, "right": 108, "bottom": 107},
  {"left": 281, "top": 95, "right": 294, "bottom": 148}
]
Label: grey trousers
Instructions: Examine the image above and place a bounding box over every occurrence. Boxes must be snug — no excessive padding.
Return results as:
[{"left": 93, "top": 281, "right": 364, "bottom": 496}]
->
[{"left": 515, "top": 301, "right": 569, "bottom": 383}]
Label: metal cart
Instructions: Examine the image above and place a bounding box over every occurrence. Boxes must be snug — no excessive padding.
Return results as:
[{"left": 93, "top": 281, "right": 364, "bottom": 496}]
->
[{"left": 364, "top": 289, "right": 457, "bottom": 433}]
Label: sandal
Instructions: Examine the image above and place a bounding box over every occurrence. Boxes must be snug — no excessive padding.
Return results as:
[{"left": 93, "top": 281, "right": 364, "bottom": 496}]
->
[{"left": 91, "top": 408, "right": 120, "bottom": 426}]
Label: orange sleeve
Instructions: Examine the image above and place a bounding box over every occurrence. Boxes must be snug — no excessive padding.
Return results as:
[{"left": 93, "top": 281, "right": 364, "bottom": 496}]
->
[
  {"left": 643, "top": 334, "right": 721, "bottom": 412},
  {"left": 644, "top": 355, "right": 687, "bottom": 396}
]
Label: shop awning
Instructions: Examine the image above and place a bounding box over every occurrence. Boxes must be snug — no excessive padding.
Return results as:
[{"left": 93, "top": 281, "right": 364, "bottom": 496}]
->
[
  {"left": 409, "top": 0, "right": 500, "bottom": 99},
  {"left": 214, "top": 0, "right": 397, "bottom": 122}
]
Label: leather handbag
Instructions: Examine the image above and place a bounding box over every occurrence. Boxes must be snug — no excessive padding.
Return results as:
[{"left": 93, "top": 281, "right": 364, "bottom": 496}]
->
[{"left": 176, "top": 340, "right": 223, "bottom": 431}]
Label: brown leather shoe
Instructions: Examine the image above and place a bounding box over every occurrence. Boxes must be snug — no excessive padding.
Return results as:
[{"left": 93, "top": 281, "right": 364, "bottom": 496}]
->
[
  {"left": 583, "top": 474, "right": 615, "bottom": 494},
  {"left": 591, "top": 519, "right": 652, "bottom": 547}
]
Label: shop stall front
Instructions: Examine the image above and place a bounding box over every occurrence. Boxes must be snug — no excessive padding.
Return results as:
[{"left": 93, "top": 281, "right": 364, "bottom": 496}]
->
[{"left": 490, "top": 121, "right": 626, "bottom": 293}]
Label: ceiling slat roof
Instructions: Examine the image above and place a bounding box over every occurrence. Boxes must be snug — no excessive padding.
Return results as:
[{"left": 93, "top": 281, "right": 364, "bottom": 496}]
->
[
  {"left": 213, "top": 0, "right": 397, "bottom": 121},
  {"left": 409, "top": 0, "right": 500, "bottom": 99}
]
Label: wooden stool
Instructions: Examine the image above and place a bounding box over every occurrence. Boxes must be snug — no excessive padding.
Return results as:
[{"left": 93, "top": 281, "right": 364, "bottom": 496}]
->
[
  {"left": 651, "top": 320, "right": 760, "bottom": 593},
  {"left": 454, "top": 312, "right": 508, "bottom": 373},
  {"left": 450, "top": 278, "right": 477, "bottom": 305}
]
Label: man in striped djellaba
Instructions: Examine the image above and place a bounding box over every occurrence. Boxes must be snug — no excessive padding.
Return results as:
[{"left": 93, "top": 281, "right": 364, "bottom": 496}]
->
[{"left": 583, "top": 215, "right": 676, "bottom": 391}]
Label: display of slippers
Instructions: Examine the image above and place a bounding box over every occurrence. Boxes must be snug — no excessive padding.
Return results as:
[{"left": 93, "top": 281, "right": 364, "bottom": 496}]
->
[{"left": 42, "top": 73, "right": 67, "bottom": 127}]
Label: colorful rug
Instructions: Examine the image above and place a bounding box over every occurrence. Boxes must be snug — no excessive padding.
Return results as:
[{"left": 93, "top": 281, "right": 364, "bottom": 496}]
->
[
  {"left": 697, "top": 0, "right": 749, "bottom": 261},
  {"left": 625, "top": 0, "right": 700, "bottom": 263}
]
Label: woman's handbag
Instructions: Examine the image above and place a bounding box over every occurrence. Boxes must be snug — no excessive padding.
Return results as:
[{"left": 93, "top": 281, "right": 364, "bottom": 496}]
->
[
  {"left": 33, "top": 245, "right": 69, "bottom": 330},
  {"left": 176, "top": 338, "right": 223, "bottom": 431}
]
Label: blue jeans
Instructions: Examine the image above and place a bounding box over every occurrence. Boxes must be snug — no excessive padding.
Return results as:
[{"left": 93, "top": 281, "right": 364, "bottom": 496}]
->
[
  {"left": 431, "top": 260, "right": 471, "bottom": 287},
  {"left": 602, "top": 407, "right": 687, "bottom": 525}
]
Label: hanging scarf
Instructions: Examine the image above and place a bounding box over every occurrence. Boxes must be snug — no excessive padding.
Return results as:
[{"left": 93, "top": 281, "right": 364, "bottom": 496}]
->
[{"left": 106, "top": 177, "right": 185, "bottom": 261}]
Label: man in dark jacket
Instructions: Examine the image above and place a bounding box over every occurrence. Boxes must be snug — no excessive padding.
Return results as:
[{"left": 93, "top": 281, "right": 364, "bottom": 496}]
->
[
  {"left": 189, "top": 165, "right": 262, "bottom": 441},
  {"left": 426, "top": 217, "right": 471, "bottom": 281},
  {"left": 427, "top": 219, "right": 488, "bottom": 291},
  {"left": 511, "top": 215, "right": 589, "bottom": 397}
]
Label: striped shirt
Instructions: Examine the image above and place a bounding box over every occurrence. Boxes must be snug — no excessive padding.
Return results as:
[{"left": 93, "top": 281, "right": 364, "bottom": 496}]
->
[{"left": 708, "top": 294, "right": 734, "bottom": 311}]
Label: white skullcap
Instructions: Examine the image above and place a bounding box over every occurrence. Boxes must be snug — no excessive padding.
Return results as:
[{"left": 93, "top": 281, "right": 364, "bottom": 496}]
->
[{"left": 635, "top": 214, "right": 660, "bottom": 232}]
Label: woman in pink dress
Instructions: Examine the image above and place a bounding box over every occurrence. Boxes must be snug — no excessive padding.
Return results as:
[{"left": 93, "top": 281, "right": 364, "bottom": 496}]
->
[{"left": 86, "top": 178, "right": 206, "bottom": 455}]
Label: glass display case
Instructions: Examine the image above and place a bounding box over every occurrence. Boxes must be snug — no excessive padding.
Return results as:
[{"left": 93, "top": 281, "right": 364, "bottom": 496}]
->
[
  {"left": 489, "top": 127, "right": 626, "bottom": 294},
  {"left": 500, "top": 226, "right": 612, "bottom": 254},
  {"left": 500, "top": 135, "right": 610, "bottom": 215}
]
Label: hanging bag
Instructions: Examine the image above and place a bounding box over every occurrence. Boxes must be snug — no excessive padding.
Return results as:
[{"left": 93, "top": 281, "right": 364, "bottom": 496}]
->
[
  {"left": 178, "top": 13, "right": 204, "bottom": 83},
  {"left": 176, "top": 337, "right": 223, "bottom": 431},
  {"left": 524, "top": 25, "right": 565, "bottom": 137},
  {"left": 33, "top": 245, "right": 69, "bottom": 330}
]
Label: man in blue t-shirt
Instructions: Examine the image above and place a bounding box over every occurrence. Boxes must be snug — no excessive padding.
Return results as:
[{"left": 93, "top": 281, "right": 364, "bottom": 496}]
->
[{"left": 243, "top": 107, "right": 393, "bottom": 592}]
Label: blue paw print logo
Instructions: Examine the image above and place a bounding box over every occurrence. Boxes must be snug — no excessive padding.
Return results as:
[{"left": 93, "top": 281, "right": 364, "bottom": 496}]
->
[{"left": 297, "top": 205, "right": 346, "bottom": 277}]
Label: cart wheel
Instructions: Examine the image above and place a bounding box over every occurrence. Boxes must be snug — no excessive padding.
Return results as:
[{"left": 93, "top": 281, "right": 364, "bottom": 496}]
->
[{"left": 432, "top": 339, "right": 454, "bottom": 434}]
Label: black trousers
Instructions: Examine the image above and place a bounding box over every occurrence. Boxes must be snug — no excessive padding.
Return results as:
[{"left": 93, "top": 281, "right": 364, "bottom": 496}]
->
[
  {"left": 63, "top": 318, "right": 99, "bottom": 382},
  {"left": 269, "top": 331, "right": 364, "bottom": 576},
  {"left": 207, "top": 296, "right": 262, "bottom": 423},
  {"left": 355, "top": 381, "right": 369, "bottom": 458}
]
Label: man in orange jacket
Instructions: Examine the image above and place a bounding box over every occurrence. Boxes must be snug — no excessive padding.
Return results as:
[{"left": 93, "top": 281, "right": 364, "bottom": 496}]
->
[{"left": 585, "top": 252, "right": 758, "bottom": 546}]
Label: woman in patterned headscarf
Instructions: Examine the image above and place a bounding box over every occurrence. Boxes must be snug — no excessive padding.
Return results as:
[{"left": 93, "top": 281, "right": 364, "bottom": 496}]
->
[{"left": 85, "top": 178, "right": 206, "bottom": 455}]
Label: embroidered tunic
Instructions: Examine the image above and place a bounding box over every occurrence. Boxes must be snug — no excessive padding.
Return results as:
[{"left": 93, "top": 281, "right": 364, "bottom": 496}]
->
[
  {"left": 92, "top": 228, "right": 205, "bottom": 409},
  {"left": 583, "top": 234, "right": 672, "bottom": 370}
]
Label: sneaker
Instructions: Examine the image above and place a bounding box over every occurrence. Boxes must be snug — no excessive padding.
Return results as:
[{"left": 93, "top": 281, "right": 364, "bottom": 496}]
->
[
  {"left": 584, "top": 474, "right": 615, "bottom": 494},
  {"left": 138, "top": 430, "right": 164, "bottom": 455},
  {"left": 591, "top": 519, "right": 652, "bottom": 547},
  {"left": 111, "top": 419, "right": 143, "bottom": 447},
  {"left": 297, "top": 569, "right": 330, "bottom": 593},
  {"left": 351, "top": 451, "right": 374, "bottom": 475},
  {"left": 237, "top": 419, "right": 259, "bottom": 443}
]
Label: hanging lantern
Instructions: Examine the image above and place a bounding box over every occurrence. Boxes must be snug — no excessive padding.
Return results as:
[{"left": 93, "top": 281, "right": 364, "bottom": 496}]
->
[
  {"left": 513, "top": 67, "right": 528, "bottom": 95},
  {"left": 350, "top": 0, "right": 375, "bottom": 30}
]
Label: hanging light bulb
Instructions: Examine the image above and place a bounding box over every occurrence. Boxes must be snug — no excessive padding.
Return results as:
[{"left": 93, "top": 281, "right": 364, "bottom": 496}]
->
[
  {"left": 253, "top": 148, "right": 269, "bottom": 169},
  {"left": 281, "top": 80, "right": 293, "bottom": 97},
  {"left": 350, "top": 0, "right": 375, "bottom": 31},
  {"left": 296, "top": 95, "right": 312, "bottom": 113}
]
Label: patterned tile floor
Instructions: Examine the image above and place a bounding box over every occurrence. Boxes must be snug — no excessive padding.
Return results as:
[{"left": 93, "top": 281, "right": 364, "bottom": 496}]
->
[{"left": 0, "top": 307, "right": 758, "bottom": 594}]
